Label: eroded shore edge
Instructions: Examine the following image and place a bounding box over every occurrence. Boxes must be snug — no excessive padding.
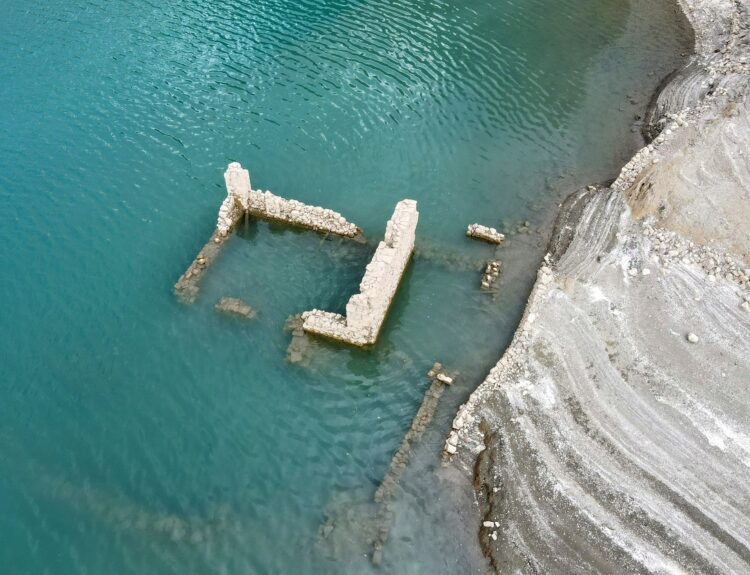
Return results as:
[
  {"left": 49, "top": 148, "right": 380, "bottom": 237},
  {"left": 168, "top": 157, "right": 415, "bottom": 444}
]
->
[{"left": 448, "top": 0, "right": 750, "bottom": 572}]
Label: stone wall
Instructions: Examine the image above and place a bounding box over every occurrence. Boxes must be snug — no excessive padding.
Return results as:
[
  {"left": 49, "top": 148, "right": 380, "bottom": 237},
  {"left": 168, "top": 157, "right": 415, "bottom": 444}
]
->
[
  {"left": 175, "top": 162, "right": 361, "bottom": 303},
  {"left": 302, "top": 199, "right": 419, "bottom": 346},
  {"left": 223, "top": 162, "right": 360, "bottom": 238}
]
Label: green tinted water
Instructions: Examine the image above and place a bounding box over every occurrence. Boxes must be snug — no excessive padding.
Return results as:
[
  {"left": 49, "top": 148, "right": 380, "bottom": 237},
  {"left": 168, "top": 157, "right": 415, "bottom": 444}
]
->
[{"left": 0, "top": 0, "right": 690, "bottom": 573}]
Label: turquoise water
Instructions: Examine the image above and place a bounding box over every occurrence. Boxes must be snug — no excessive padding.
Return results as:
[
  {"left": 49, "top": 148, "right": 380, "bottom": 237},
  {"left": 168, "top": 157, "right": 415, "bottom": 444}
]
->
[{"left": 0, "top": 0, "right": 689, "bottom": 573}]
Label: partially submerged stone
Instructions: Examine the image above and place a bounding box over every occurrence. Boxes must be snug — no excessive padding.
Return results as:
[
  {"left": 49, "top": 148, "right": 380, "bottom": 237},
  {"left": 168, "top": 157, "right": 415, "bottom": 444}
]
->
[
  {"left": 175, "top": 162, "right": 362, "bottom": 303},
  {"left": 467, "top": 223, "right": 505, "bottom": 244},
  {"left": 174, "top": 230, "right": 231, "bottom": 304},
  {"left": 224, "top": 162, "right": 361, "bottom": 238},
  {"left": 370, "top": 360, "right": 451, "bottom": 564},
  {"left": 284, "top": 314, "right": 310, "bottom": 364},
  {"left": 481, "top": 260, "right": 502, "bottom": 291},
  {"left": 215, "top": 297, "right": 256, "bottom": 320},
  {"left": 302, "top": 199, "right": 419, "bottom": 346}
]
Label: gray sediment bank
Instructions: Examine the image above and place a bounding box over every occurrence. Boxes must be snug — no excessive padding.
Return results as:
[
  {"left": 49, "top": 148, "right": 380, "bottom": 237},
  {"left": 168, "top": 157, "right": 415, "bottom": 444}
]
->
[{"left": 449, "top": 0, "right": 750, "bottom": 572}]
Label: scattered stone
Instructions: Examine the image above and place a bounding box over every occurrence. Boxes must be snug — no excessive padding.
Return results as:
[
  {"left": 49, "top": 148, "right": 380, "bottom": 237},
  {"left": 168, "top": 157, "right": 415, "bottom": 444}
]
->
[
  {"left": 215, "top": 297, "right": 256, "bottom": 320},
  {"left": 741, "top": 301, "right": 749, "bottom": 312},
  {"left": 482, "top": 521, "right": 495, "bottom": 528},
  {"left": 481, "top": 260, "right": 502, "bottom": 291},
  {"left": 466, "top": 223, "right": 505, "bottom": 244},
  {"left": 687, "top": 333, "right": 700, "bottom": 343}
]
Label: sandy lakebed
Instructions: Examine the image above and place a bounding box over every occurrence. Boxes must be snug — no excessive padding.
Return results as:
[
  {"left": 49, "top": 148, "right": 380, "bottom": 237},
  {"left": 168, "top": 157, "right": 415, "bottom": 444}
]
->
[{"left": 447, "top": 0, "right": 750, "bottom": 572}]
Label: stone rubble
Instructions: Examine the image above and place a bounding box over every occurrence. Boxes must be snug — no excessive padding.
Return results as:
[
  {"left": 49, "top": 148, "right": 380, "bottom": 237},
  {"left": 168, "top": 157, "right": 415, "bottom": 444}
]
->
[
  {"left": 466, "top": 223, "right": 505, "bottom": 244},
  {"left": 642, "top": 222, "right": 750, "bottom": 297},
  {"left": 480, "top": 260, "right": 502, "bottom": 291},
  {"left": 302, "top": 200, "right": 419, "bottom": 346}
]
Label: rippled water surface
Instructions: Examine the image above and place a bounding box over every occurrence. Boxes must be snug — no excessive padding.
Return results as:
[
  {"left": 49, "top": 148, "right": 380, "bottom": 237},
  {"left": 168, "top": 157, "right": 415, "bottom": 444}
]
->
[{"left": 0, "top": 0, "right": 690, "bottom": 573}]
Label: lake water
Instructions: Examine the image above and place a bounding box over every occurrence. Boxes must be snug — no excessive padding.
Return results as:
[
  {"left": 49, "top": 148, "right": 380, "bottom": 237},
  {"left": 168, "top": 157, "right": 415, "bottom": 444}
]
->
[{"left": 0, "top": 0, "right": 690, "bottom": 573}]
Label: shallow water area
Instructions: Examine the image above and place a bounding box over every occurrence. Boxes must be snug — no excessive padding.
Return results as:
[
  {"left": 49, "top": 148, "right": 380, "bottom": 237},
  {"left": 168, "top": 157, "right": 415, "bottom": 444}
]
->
[{"left": 0, "top": 0, "right": 690, "bottom": 573}]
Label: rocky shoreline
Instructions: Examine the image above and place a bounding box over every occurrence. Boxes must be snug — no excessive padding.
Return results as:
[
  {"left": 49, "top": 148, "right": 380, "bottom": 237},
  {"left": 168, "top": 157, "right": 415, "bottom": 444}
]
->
[{"left": 449, "top": 0, "right": 750, "bottom": 572}]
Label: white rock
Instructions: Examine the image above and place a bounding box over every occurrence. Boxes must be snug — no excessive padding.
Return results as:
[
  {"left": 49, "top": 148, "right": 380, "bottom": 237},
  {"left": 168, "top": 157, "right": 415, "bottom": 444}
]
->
[{"left": 687, "top": 333, "right": 700, "bottom": 343}]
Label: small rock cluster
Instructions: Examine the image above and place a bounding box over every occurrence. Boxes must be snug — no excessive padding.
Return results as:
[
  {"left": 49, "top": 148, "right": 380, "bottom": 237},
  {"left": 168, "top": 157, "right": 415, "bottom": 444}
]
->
[
  {"left": 481, "top": 260, "right": 502, "bottom": 291},
  {"left": 482, "top": 520, "right": 501, "bottom": 542},
  {"left": 427, "top": 362, "right": 454, "bottom": 386},
  {"left": 443, "top": 401, "right": 475, "bottom": 458},
  {"left": 467, "top": 223, "right": 505, "bottom": 244},
  {"left": 215, "top": 297, "right": 256, "bottom": 320},
  {"left": 642, "top": 223, "right": 750, "bottom": 301}
]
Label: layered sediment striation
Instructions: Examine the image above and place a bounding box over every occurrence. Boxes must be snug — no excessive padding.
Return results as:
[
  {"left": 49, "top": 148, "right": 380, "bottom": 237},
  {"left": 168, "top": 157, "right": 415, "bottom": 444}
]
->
[
  {"left": 302, "top": 200, "right": 418, "bottom": 346},
  {"left": 450, "top": 0, "right": 750, "bottom": 572}
]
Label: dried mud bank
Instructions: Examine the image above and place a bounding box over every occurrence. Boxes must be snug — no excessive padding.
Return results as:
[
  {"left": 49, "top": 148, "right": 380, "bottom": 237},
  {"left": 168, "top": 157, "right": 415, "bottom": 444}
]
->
[{"left": 450, "top": 1, "right": 750, "bottom": 573}]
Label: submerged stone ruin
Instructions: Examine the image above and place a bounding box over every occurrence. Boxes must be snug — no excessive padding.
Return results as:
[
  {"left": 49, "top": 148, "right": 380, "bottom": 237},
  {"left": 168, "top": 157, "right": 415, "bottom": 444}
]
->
[
  {"left": 215, "top": 297, "right": 256, "bottom": 320},
  {"left": 480, "top": 260, "right": 502, "bottom": 291},
  {"left": 301, "top": 199, "right": 419, "bottom": 347},
  {"left": 369, "top": 362, "right": 455, "bottom": 565},
  {"left": 222, "top": 162, "right": 361, "bottom": 237},
  {"left": 174, "top": 162, "right": 361, "bottom": 303},
  {"left": 466, "top": 223, "right": 505, "bottom": 244}
]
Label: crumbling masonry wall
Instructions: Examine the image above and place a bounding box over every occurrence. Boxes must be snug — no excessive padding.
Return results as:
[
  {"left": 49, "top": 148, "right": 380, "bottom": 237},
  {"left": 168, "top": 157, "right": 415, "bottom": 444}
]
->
[
  {"left": 302, "top": 199, "right": 418, "bottom": 346},
  {"left": 175, "top": 162, "right": 361, "bottom": 303}
]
